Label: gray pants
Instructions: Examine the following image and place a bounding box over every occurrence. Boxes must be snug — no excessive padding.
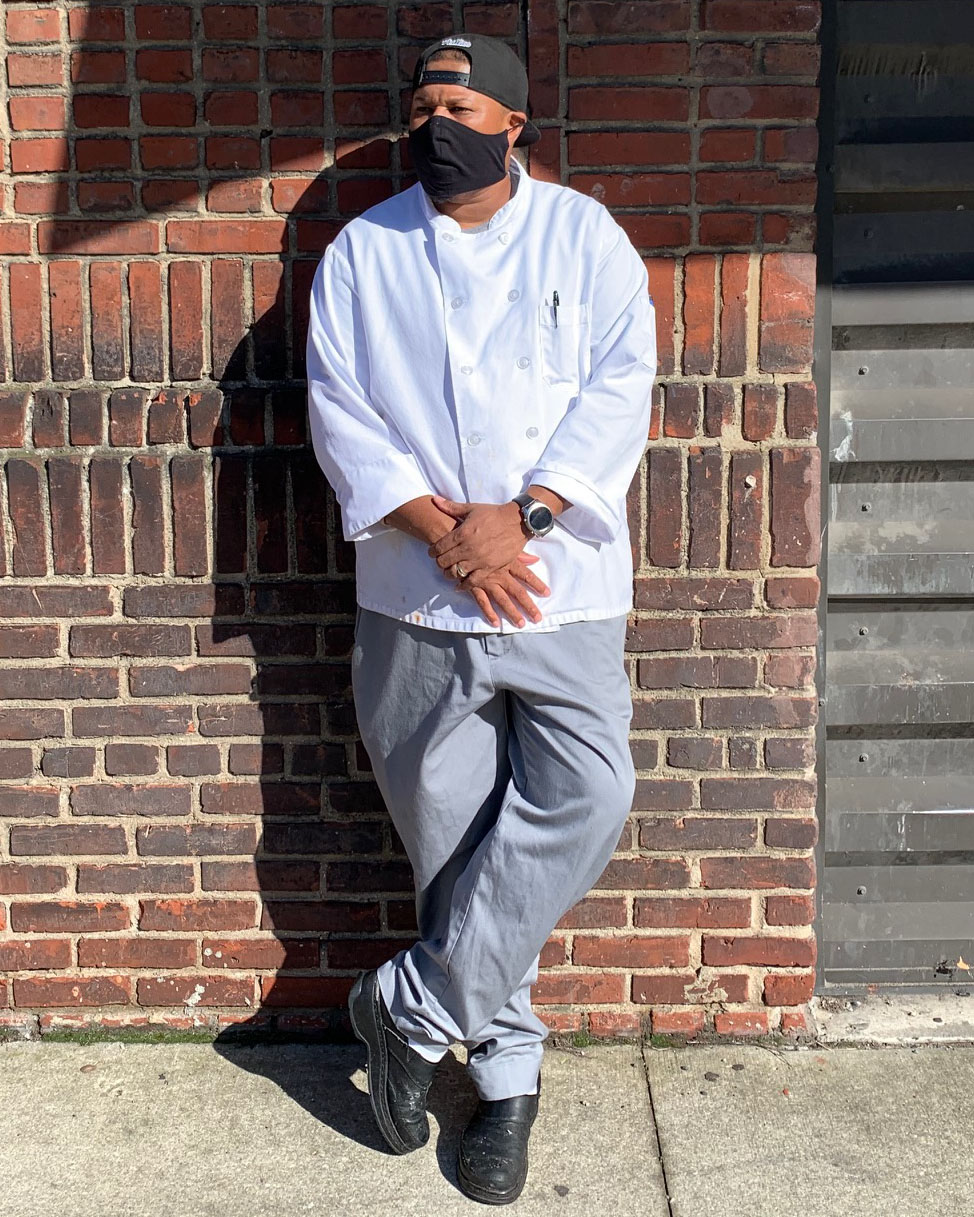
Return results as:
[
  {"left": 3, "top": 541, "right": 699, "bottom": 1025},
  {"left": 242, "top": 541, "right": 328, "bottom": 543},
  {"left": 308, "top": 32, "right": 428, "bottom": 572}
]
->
[{"left": 350, "top": 607, "right": 635, "bottom": 1101}]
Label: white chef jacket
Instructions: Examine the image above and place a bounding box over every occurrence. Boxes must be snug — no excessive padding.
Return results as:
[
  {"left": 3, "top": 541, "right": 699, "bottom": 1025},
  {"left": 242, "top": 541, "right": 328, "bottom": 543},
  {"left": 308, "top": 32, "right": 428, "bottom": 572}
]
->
[{"left": 305, "top": 155, "right": 657, "bottom": 634}]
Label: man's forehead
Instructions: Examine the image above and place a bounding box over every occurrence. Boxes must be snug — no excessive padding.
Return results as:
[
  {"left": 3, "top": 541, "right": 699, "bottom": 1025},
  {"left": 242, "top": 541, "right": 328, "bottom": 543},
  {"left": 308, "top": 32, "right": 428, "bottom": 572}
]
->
[{"left": 411, "top": 81, "right": 495, "bottom": 106}]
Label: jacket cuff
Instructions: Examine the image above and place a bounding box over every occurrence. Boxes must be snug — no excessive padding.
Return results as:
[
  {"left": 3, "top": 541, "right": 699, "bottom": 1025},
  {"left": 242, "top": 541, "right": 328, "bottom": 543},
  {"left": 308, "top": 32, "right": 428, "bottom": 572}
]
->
[{"left": 525, "top": 467, "right": 623, "bottom": 545}]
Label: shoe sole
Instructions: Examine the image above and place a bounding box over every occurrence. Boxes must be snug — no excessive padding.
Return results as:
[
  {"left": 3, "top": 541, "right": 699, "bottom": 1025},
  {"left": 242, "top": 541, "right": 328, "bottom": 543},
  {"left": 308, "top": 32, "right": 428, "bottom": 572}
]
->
[
  {"left": 347, "top": 971, "right": 414, "bottom": 1156},
  {"left": 457, "top": 1154, "right": 528, "bottom": 1205}
]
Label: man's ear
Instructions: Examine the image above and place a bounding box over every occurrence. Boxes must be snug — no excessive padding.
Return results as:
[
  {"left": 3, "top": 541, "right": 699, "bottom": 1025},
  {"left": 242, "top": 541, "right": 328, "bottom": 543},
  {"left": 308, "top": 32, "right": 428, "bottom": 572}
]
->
[{"left": 508, "top": 111, "right": 527, "bottom": 145}]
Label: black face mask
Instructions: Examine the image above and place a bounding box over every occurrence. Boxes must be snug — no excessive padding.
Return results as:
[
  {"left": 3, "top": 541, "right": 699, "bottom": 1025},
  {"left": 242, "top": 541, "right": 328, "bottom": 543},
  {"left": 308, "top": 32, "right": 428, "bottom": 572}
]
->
[{"left": 408, "top": 115, "right": 511, "bottom": 201}]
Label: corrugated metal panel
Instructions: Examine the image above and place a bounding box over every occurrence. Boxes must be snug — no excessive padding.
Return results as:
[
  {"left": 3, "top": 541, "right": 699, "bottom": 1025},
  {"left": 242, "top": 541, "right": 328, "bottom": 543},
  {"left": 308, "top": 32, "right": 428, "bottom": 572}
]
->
[{"left": 822, "top": 2, "right": 974, "bottom": 990}]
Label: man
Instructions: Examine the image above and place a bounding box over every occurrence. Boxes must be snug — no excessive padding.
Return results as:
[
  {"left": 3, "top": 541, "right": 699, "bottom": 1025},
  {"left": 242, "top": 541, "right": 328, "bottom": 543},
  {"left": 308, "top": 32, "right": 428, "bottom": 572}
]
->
[{"left": 306, "top": 33, "right": 656, "bottom": 1205}]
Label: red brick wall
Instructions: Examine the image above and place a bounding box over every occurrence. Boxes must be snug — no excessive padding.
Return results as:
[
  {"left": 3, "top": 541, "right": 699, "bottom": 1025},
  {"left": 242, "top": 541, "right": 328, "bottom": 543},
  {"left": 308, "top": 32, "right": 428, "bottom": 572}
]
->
[{"left": 0, "top": 0, "right": 821, "bottom": 1040}]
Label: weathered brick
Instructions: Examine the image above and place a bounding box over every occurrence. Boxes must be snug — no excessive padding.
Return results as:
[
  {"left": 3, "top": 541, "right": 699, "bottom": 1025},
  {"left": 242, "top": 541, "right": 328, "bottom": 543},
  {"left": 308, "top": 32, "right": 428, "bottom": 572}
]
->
[
  {"left": 701, "top": 855, "right": 815, "bottom": 890},
  {"left": 635, "top": 895, "right": 751, "bottom": 928},
  {"left": 639, "top": 815, "right": 758, "bottom": 850}
]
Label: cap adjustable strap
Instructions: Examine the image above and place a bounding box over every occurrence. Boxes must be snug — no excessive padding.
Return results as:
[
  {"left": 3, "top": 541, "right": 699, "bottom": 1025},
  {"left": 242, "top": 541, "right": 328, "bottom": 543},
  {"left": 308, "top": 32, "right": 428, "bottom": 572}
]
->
[{"left": 417, "top": 69, "right": 471, "bottom": 86}]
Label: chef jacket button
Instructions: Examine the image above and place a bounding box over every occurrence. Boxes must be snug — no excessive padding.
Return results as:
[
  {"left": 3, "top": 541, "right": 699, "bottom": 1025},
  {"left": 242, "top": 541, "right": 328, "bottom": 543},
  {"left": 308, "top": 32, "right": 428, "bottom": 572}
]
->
[
  {"left": 498, "top": 232, "right": 510, "bottom": 244},
  {"left": 451, "top": 296, "right": 464, "bottom": 310},
  {"left": 517, "top": 356, "right": 531, "bottom": 370},
  {"left": 460, "top": 365, "right": 473, "bottom": 375},
  {"left": 442, "top": 232, "right": 455, "bottom": 242},
  {"left": 467, "top": 432, "right": 483, "bottom": 446},
  {"left": 508, "top": 289, "right": 520, "bottom": 302},
  {"left": 526, "top": 426, "right": 539, "bottom": 438}
]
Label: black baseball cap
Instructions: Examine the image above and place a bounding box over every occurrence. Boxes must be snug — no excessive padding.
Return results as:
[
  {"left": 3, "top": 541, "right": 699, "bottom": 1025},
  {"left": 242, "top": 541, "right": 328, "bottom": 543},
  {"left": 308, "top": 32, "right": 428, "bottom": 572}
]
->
[{"left": 411, "top": 33, "right": 541, "bottom": 147}]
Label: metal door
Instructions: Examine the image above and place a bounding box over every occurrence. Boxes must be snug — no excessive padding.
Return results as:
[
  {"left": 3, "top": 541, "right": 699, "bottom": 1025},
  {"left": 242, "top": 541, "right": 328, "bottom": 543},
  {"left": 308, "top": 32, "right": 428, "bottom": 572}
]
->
[{"left": 817, "top": 1, "right": 974, "bottom": 989}]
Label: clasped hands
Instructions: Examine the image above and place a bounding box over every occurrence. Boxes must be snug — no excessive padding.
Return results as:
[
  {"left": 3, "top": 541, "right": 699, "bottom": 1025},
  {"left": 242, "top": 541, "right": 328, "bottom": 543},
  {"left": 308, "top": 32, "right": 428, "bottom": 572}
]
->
[{"left": 427, "top": 495, "right": 549, "bottom": 629}]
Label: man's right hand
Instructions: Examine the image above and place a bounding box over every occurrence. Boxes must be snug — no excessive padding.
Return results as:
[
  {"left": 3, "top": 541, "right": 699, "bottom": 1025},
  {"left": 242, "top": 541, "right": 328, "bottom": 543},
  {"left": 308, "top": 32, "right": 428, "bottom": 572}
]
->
[{"left": 459, "top": 554, "right": 550, "bottom": 629}]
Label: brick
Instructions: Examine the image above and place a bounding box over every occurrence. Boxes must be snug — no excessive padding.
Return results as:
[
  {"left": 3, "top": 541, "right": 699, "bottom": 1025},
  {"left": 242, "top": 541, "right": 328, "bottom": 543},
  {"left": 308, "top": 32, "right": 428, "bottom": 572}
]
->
[
  {"left": 728, "top": 737, "right": 759, "bottom": 769},
  {"left": 667, "top": 736, "right": 723, "bottom": 770},
  {"left": 6, "top": 459, "right": 47, "bottom": 577},
  {"left": 683, "top": 254, "right": 716, "bottom": 376},
  {"left": 695, "top": 40, "right": 753, "bottom": 76},
  {"left": 0, "top": 786, "right": 59, "bottom": 818},
  {"left": 48, "top": 457, "right": 86, "bottom": 574},
  {"left": 260, "top": 975, "right": 354, "bottom": 1007},
  {"left": 568, "top": 2, "right": 691, "bottom": 34},
  {"left": 567, "top": 42, "right": 690, "bottom": 77},
  {"left": 201, "top": 860, "right": 320, "bottom": 894},
  {"left": 556, "top": 897, "right": 628, "bottom": 930},
  {"left": 651, "top": 1009, "right": 706, "bottom": 1035},
  {"left": 764, "top": 737, "right": 815, "bottom": 770},
  {"left": 700, "top": 128, "right": 756, "bottom": 162},
  {"left": 632, "top": 779, "right": 695, "bottom": 811},
  {"left": 765, "top": 575, "right": 819, "bottom": 608},
  {"left": 0, "top": 708, "right": 64, "bottom": 740},
  {"left": 765, "top": 893, "right": 815, "bottom": 925},
  {"left": 631, "top": 973, "right": 700, "bottom": 1005},
  {"left": 688, "top": 447, "right": 722, "bottom": 569},
  {"left": 573, "top": 934, "right": 689, "bottom": 968},
  {"left": 784, "top": 381, "right": 817, "bottom": 439},
  {"left": 13, "top": 976, "right": 131, "bottom": 1007},
  {"left": 770, "top": 447, "right": 821, "bottom": 566},
  {"left": 764, "top": 652, "right": 815, "bottom": 688},
  {"left": 701, "top": 777, "right": 816, "bottom": 810},
  {"left": 701, "top": 86, "right": 818, "bottom": 121},
  {"left": 764, "top": 125, "right": 819, "bottom": 163},
  {"left": 41, "top": 747, "right": 96, "bottom": 778},
  {"left": 701, "top": 613, "right": 817, "bottom": 649},
  {"left": 702, "top": 694, "right": 816, "bottom": 729},
  {"left": 0, "top": 748, "right": 35, "bottom": 779},
  {"left": 703, "top": 1, "right": 820, "bottom": 33},
  {"left": 728, "top": 451, "right": 763, "bottom": 569},
  {"left": 765, "top": 816, "right": 818, "bottom": 848},
  {"left": 77, "top": 864, "right": 193, "bottom": 894},
  {"left": 0, "top": 625, "right": 58, "bottom": 659},
  {"left": 260, "top": 901, "right": 379, "bottom": 933},
  {"left": 639, "top": 815, "right": 758, "bottom": 849},
  {"left": 136, "top": 823, "right": 258, "bottom": 856},
  {"left": 697, "top": 169, "right": 816, "bottom": 207},
  {"left": 589, "top": 1011, "right": 643, "bottom": 1037},
  {"left": 743, "top": 383, "right": 778, "bottom": 441},
  {"left": 203, "top": 936, "right": 319, "bottom": 970},
  {"left": 0, "top": 667, "right": 118, "bottom": 701},
  {"left": 8, "top": 823, "right": 126, "bottom": 855},
  {"left": 167, "top": 745, "right": 222, "bottom": 777},
  {"left": 632, "top": 698, "right": 697, "bottom": 730},
  {"left": 704, "top": 383, "right": 737, "bottom": 437},
  {"left": 703, "top": 933, "right": 816, "bottom": 968},
  {"left": 78, "top": 938, "right": 196, "bottom": 968},
  {"left": 647, "top": 448, "right": 683, "bottom": 567},
  {"left": 760, "top": 253, "right": 815, "bottom": 371},
  {"left": 0, "top": 939, "right": 71, "bottom": 970},
  {"left": 72, "top": 705, "right": 194, "bottom": 737},
  {"left": 596, "top": 856, "right": 691, "bottom": 890},
  {"left": 635, "top": 895, "right": 750, "bottom": 928},
  {"left": 701, "top": 855, "right": 815, "bottom": 890},
  {"left": 103, "top": 744, "right": 159, "bottom": 776},
  {"left": 700, "top": 212, "right": 756, "bottom": 247},
  {"left": 138, "top": 899, "right": 257, "bottom": 932},
  {"left": 69, "top": 624, "right": 191, "bottom": 658},
  {"left": 138, "top": 975, "right": 255, "bottom": 1007},
  {"left": 626, "top": 617, "right": 695, "bottom": 651},
  {"left": 10, "top": 901, "right": 130, "bottom": 933},
  {"left": 532, "top": 973, "right": 625, "bottom": 1005},
  {"left": 713, "top": 1010, "right": 769, "bottom": 1036},
  {"left": 764, "top": 971, "right": 815, "bottom": 1005}
]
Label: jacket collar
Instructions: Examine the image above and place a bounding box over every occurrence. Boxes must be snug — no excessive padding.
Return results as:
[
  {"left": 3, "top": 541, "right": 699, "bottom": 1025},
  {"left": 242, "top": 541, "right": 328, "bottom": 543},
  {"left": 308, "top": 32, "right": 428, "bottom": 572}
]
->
[{"left": 416, "top": 155, "right": 530, "bottom": 236}]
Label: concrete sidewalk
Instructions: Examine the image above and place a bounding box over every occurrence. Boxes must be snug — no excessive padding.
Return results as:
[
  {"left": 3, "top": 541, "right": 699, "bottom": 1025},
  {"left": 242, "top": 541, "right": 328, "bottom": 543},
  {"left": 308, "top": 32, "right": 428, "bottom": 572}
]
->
[{"left": 2, "top": 1004, "right": 974, "bottom": 1217}]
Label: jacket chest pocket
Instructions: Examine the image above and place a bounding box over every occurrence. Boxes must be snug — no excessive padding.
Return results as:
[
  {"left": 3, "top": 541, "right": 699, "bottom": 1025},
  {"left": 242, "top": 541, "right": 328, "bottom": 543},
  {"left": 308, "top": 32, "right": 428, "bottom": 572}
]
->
[{"left": 538, "top": 302, "right": 590, "bottom": 387}]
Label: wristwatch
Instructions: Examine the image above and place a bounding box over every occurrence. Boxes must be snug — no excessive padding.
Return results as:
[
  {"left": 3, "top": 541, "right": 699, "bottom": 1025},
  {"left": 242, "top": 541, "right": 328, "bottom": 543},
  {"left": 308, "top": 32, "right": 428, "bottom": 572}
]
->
[{"left": 513, "top": 492, "right": 555, "bottom": 538}]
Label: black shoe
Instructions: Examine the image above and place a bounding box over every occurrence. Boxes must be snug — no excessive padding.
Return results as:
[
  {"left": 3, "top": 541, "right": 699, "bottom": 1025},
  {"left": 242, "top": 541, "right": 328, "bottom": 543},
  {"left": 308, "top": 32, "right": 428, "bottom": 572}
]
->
[
  {"left": 457, "top": 1075, "right": 541, "bottom": 1205},
  {"left": 347, "top": 968, "right": 441, "bottom": 1154}
]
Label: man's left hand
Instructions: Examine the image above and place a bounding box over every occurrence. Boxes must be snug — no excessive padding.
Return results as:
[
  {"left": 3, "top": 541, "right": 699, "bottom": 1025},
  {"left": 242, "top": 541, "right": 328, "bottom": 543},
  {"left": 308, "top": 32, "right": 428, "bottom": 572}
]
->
[{"left": 427, "top": 497, "right": 526, "bottom": 576}]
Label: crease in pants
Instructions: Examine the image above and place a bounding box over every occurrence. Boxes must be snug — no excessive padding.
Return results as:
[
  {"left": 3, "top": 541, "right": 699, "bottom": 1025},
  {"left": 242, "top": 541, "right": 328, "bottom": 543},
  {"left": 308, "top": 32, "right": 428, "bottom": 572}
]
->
[{"left": 352, "top": 609, "right": 635, "bottom": 1101}]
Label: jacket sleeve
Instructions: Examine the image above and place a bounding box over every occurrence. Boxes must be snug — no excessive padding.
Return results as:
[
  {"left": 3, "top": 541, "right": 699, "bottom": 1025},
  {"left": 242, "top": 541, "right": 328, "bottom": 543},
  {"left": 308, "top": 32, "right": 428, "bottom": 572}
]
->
[
  {"left": 525, "top": 210, "right": 658, "bottom": 545},
  {"left": 305, "top": 241, "right": 433, "bottom": 542}
]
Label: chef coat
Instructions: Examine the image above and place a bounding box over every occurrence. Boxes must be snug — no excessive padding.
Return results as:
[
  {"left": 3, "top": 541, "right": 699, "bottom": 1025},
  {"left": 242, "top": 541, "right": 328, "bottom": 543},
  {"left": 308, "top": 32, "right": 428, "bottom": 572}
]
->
[{"left": 306, "top": 155, "right": 657, "bottom": 633}]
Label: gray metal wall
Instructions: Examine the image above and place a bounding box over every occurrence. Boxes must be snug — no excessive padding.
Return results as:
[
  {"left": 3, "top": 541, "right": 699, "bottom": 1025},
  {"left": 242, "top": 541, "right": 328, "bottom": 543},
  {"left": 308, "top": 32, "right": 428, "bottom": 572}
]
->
[{"left": 821, "top": 1, "right": 974, "bottom": 988}]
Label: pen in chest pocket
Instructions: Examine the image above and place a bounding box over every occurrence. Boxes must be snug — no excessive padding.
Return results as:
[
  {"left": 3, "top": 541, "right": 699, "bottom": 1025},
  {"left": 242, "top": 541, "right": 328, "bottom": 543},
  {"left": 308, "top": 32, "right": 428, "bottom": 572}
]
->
[{"left": 552, "top": 290, "right": 559, "bottom": 328}]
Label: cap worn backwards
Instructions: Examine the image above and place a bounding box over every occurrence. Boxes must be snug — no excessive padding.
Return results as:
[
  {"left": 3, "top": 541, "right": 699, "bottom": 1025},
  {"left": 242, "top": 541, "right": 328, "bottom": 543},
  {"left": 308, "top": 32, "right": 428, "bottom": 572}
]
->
[{"left": 411, "top": 32, "right": 541, "bottom": 147}]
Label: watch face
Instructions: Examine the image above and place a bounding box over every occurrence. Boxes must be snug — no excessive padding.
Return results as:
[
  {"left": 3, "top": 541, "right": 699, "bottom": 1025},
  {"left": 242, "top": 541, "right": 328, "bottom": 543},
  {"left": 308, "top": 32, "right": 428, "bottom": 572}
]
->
[{"left": 528, "top": 504, "right": 554, "bottom": 533}]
